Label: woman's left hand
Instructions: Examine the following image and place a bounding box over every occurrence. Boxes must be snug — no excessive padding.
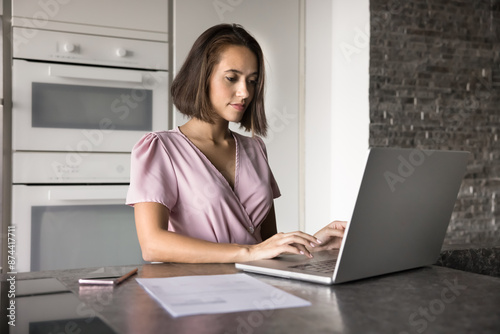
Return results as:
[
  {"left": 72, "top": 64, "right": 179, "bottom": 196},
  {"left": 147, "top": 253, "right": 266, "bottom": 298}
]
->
[{"left": 309, "top": 220, "right": 347, "bottom": 252}]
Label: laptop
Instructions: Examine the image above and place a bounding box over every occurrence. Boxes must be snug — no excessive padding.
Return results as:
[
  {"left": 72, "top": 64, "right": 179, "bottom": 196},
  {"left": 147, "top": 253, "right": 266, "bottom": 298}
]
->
[{"left": 236, "top": 147, "right": 470, "bottom": 285}]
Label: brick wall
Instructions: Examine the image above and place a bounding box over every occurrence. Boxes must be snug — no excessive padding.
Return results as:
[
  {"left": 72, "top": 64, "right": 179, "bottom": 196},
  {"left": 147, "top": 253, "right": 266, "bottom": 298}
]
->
[{"left": 369, "top": 0, "right": 500, "bottom": 245}]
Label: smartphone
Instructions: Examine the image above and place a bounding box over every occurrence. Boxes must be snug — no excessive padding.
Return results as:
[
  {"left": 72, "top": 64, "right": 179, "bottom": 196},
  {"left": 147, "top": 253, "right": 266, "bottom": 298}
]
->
[{"left": 78, "top": 268, "right": 138, "bottom": 286}]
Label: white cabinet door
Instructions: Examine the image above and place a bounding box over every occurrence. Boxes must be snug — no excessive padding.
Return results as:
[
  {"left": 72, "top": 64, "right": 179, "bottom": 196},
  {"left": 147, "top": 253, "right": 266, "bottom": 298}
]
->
[
  {"left": 12, "top": 0, "right": 168, "bottom": 40},
  {"left": 173, "top": 0, "right": 301, "bottom": 232}
]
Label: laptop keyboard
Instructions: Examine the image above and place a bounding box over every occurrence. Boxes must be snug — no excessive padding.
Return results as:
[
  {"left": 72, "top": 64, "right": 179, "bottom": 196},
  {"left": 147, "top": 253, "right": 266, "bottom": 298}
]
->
[{"left": 289, "top": 259, "right": 337, "bottom": 274}]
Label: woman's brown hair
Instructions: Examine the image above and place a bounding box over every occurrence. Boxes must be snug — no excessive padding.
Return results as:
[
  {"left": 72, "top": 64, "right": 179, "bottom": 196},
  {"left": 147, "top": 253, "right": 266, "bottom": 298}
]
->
[{"left": 171, "top": 23, "right": 267, "bottom": 136}]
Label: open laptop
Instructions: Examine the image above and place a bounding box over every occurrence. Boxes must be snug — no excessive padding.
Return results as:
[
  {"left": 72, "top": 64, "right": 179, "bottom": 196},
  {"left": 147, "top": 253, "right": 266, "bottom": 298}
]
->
[{"left": 236, "top": 147, "right": 470, "bottom": 285}]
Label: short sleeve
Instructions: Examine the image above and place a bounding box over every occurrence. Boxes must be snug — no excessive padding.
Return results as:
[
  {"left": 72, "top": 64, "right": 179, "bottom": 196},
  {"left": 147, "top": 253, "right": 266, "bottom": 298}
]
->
[
  {"left": 254, "top": 136, "right": 281, "bottom": 199},
  {"left": 125, "top": 133, "right": 178, "bottom": 209}
]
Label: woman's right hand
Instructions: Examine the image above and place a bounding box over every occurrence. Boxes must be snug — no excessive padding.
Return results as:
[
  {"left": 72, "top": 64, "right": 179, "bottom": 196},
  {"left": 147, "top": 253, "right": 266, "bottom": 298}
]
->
[{"left": 247, "top": 231, "right": 322, "bottom": 261}]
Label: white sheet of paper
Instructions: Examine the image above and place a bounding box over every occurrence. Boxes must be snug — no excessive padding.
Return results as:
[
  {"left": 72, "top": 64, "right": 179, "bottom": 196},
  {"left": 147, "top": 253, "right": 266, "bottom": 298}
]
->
[{"left": 136, "top": 273, "right": 311, "bottom": 317}]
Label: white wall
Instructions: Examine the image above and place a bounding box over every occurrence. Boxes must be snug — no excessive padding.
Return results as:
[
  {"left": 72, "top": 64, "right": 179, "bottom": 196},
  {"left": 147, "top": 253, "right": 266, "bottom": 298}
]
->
[
  {"left": 304, "top": 0, "right": 332, "bottom": 232},
  {"left": 305, "top": 0, "right": 370, "bottom": 234}
]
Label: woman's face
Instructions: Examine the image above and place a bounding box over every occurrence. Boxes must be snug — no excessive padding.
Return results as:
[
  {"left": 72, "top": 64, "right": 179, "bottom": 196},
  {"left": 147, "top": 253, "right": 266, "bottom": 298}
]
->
[{"left": 208, "top": 45, "right": 258, "bottom": 124}]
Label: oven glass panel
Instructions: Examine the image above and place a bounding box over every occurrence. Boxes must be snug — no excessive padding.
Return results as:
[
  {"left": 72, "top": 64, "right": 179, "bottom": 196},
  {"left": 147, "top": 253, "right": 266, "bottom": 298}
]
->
[
  {"left": 32, "top": 83, "right": 153, "bottom": 131},
  {"left": 31, "top": 204, "right": 145, "bottom": 271}
]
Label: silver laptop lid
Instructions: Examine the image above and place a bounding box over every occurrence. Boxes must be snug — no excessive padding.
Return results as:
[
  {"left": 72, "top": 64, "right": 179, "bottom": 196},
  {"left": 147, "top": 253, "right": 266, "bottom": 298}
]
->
[{"left": 333, "top": 148, "right": 469, "bottom": 283}]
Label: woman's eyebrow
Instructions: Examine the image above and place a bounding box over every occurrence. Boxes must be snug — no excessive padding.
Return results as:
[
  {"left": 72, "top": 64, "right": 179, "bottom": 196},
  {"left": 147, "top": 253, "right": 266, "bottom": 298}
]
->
[{"left": 224, "top": 69, "right": 259, "bottom": 76}]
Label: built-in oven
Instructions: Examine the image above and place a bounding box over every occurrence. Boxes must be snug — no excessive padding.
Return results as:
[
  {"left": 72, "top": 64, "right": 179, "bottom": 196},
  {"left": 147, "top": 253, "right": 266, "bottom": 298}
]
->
[
  {"left": 13, "top": 184, "right": 144, "bottom": 272},
  {"left": 11, "top": 27, "right": 169, "bottom": 271},
  {"left": 12, "top": 28, "right": 169, "bottom": 152}
]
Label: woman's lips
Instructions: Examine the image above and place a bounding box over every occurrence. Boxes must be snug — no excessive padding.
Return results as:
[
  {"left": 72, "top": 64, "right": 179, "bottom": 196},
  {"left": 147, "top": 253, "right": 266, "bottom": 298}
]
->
[{"left": 230, "top": 103, "right": 245, "bottom": 112}]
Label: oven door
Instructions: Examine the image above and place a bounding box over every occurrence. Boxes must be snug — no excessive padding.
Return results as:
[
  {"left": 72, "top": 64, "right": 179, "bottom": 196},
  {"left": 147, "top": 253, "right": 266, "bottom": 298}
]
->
[
  {"left": 13, "top": 185, "right": 145, "bottom": 272},
  {"left": 12, "top": 59, "right": 168, "bottom": 152}
]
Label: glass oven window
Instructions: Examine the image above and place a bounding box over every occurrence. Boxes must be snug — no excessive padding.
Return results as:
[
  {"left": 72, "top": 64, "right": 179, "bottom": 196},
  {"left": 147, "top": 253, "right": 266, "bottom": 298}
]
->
[
  {"left": 31, "top": 204, "right": 145, "bottom": 271},
  {"left": 32, "top": 82, "right": 153, "bottom": 131}
]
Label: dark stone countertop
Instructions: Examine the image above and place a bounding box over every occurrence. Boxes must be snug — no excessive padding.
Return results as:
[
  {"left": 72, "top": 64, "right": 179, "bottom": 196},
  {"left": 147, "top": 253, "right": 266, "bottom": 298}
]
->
[
  {"left": 436, "top": 243, "right": 500, "bottom": 278},
  {"left": 3, "top": 263, "right": 500, "bottom": 334}
]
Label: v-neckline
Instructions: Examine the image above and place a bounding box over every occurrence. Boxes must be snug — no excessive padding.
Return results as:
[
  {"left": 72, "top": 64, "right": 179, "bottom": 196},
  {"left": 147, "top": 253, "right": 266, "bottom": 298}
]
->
[{"left": 176, "top": 127, "right": 239, "bottom": 192}]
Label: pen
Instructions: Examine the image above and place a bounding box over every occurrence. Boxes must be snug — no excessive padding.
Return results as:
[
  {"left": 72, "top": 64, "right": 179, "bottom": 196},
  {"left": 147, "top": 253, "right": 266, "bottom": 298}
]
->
[{"left": 115, "top": 268, "right": 138, "bottom": 285}]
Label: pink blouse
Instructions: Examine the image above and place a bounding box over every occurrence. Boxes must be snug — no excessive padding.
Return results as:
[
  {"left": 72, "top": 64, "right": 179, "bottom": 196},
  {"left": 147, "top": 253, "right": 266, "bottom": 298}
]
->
[{"left": 126, "top": 128, "right": 281, "bottom": 244}]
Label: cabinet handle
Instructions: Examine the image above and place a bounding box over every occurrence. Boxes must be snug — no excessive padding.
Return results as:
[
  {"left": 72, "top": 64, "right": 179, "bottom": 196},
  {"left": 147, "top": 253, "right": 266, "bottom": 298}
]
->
[{"left": 49, "top": 64, "right": 143, "bottom": 83}]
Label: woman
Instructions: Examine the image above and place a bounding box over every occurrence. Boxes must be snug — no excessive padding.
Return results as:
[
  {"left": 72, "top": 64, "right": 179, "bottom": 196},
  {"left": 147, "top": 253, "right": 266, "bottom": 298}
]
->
[{"left": 126, "top": 23, "right": 346, "bottom": 263}]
